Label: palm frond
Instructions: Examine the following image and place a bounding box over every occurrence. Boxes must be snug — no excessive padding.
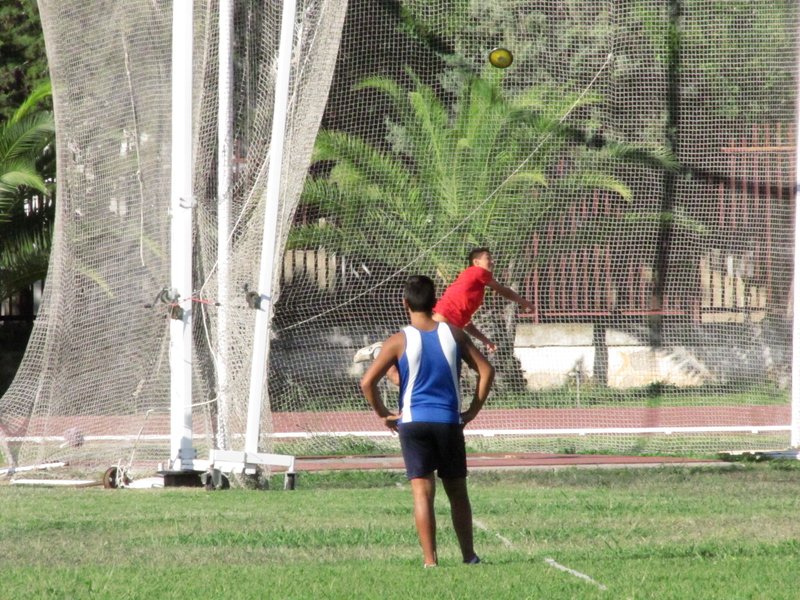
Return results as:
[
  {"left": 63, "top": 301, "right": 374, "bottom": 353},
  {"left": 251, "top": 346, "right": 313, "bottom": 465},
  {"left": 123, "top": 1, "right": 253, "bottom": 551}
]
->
[
  {"left": 621, "top": 207, "right": 708, "bottom": 235},
  {"left": 299, "top": 70, "right": 649, "bottom": 282},
  {"left": 0, "top": 113, "right": 55, "bottom": 161},
  {"left": 353, "top": 76, "right": 418, "bottom": 130},
  {"left": 9, "top": 81, "right": 52, "bottom": 124},
  {"left": 0, "top": 165, "right": 48, "bottom": 194},
  {"left": 0, "top": 224, "right": 52, "bottom": 301}
]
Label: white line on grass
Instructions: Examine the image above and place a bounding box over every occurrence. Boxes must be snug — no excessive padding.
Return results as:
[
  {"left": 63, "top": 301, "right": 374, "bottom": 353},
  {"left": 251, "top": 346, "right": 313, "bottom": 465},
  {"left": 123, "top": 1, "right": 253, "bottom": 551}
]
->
[
  {"left": 544, "top": 558, "right": 608, "bottom": 591},
  {"left": 473, "top": 519, "right": 608, "bottom": 591},
  {"left": 473, "top": 519, "right": 514, "bottom": 548}
]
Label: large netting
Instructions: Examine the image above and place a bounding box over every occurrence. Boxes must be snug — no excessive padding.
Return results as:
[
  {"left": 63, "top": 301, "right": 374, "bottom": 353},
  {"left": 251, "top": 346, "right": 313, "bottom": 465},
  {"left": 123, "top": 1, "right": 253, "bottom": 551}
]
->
[
  {"left": 270, "top": 0, "right": 798, "bottom": 457},
  {"left": 0, "top": 0, "right": 797, "bottom": 472},
  {"left": 0, "top": 0, "right": 346, "bottom": 470}
]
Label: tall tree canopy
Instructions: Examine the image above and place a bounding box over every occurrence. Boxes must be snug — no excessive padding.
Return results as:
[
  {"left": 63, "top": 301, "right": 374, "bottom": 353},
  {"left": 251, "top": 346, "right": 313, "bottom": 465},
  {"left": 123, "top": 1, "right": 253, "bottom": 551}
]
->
[{"left": 0, "top": 0, "right": 49, "bottom": 122}]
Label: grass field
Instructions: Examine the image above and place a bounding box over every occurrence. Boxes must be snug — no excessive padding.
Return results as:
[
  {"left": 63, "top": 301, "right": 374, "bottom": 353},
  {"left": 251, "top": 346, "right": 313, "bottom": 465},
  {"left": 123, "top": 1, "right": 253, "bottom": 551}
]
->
[
  {"left": 2, "top": 463, "right": 800, "bottom": 599},
  {"left": 272, "top": 432, "right": 792, "bottom": 459}
]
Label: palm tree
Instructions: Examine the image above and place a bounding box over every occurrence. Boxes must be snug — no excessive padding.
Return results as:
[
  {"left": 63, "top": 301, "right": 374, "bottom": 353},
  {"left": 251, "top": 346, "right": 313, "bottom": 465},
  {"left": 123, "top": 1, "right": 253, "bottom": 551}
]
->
[
  {"left": 294, "top": 69, "right": 630, "bottom": 282},
  {"left": 290, "top": 70, "right": 638, "bottom": 389},
  {"left": 0, "top": 81, "right": 55, "bottom": 302}
]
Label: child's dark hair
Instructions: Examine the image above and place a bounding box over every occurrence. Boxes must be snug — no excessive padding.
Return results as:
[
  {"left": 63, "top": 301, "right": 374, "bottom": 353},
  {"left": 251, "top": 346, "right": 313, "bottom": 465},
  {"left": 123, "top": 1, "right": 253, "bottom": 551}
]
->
[
  {"left": 468, "top": 247, "right": 491, "bottom": 266},
  {"left": 404, "top": 275, "right": 437, "bottom": 313}
]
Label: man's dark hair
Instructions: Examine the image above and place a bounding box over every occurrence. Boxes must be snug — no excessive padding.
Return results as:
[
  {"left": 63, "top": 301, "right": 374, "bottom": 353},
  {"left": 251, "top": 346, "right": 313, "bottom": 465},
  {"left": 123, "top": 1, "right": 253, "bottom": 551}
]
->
[
  {"left": 468, "top": 247, "right": 491, "bottom": 266},
  {"left": 404, "top": 275, "right": 437, "bottom": 313}
]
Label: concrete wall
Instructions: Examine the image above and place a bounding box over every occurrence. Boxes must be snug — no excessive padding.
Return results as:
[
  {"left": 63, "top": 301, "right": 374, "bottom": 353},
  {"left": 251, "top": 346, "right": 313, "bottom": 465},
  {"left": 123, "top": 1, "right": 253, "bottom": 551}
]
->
[{"left": 514, "top": 323, "right": 714, "bottom": 390}]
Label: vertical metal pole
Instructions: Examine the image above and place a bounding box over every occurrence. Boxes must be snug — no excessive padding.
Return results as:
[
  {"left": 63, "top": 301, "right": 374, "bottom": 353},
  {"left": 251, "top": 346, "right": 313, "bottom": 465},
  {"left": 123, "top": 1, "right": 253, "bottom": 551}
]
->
[
  {"left": 170, "top": 0, "right": 196, "bottom": 469},
  {"left": 216, "top": 0, "right": 234, "bottom": 451},
  {"left": 791, "top": 13, "right": 800, "bottom": 447},
  {"left": 245, "top": 0, "right": 296, "bottom": 454}
]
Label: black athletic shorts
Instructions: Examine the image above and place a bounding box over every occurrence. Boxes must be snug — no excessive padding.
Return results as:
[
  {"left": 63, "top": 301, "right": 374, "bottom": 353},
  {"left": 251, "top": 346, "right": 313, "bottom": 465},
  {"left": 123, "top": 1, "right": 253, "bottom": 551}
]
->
[{"left": 398, "top": 421, "right": 467, "bottom": 480}]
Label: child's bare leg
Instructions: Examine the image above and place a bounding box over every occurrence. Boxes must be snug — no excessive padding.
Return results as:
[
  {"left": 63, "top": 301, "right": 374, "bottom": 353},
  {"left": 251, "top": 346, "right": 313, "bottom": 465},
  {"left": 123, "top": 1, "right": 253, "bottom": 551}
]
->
[
  {"left": 442, "top": 477, "right": 477, "bottom": 562},
  {"left": 410, "top": 473, "right": 438, "bottom": 566}
]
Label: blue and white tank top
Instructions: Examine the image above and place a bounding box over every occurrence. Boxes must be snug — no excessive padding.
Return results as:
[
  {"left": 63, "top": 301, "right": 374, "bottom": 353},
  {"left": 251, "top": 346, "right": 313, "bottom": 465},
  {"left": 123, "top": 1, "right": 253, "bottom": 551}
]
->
[{"left": 397, "top": 322, "right": 462, "bottom": 424}]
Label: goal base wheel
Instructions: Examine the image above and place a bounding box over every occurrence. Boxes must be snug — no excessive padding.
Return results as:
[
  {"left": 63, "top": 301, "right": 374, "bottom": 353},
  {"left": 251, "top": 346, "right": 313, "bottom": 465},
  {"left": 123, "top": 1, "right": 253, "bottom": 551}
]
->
[{"left": 102, "top": 466, "right": 119, "bottom": 488}]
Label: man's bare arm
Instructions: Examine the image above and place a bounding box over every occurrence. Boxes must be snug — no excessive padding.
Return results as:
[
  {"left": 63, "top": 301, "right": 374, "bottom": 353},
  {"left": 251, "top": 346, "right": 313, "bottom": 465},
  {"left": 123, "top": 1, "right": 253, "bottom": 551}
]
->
[{"left": 360, "top": 333, "right": 404, "bottom": 431}]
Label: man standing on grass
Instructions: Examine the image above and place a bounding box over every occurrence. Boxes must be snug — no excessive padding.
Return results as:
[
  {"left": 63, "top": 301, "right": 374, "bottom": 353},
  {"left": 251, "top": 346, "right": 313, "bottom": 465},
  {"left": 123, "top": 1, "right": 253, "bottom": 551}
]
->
[{"left": 361, "top": 275, "right": 495, "bottom": 567}]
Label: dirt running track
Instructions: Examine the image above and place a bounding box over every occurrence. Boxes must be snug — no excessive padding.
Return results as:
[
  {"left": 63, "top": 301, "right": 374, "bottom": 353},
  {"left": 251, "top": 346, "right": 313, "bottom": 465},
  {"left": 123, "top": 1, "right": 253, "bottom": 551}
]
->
[
  {"left": 4, "top": 406, "right": 787, "bottom": 471},
  {"left": 271, "top": 405, "right": 790, "bottom": 434},
  {"left": 5, "top": 405, "right": 789, "bottom": 439}
]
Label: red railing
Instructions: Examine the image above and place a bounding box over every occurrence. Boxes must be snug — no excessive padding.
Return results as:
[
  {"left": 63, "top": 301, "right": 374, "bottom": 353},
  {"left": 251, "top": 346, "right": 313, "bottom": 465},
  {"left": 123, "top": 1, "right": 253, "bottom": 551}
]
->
[{"left": 524, "top": 124, "right": 794, "bottom": 323}]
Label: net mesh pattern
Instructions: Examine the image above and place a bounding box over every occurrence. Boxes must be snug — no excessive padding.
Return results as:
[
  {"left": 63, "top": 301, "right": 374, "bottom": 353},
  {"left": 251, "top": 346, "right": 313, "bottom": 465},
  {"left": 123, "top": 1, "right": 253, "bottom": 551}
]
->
[{"left": 0, "top": 0, "right": 796, "bottom": 472}]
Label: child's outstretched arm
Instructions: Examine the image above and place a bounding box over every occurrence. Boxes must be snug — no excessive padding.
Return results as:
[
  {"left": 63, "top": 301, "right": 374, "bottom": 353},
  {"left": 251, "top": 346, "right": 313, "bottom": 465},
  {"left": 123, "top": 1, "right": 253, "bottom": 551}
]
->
[{"left": 487, "top": 279, "right": 536, "bottom": 313}]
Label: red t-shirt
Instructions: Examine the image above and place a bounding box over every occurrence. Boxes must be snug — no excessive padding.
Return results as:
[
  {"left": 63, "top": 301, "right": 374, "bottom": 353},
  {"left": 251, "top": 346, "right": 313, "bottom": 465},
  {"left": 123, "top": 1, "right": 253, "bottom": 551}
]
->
[{"left": 433, "top": 266, "right": 493, "bottom": 328}]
